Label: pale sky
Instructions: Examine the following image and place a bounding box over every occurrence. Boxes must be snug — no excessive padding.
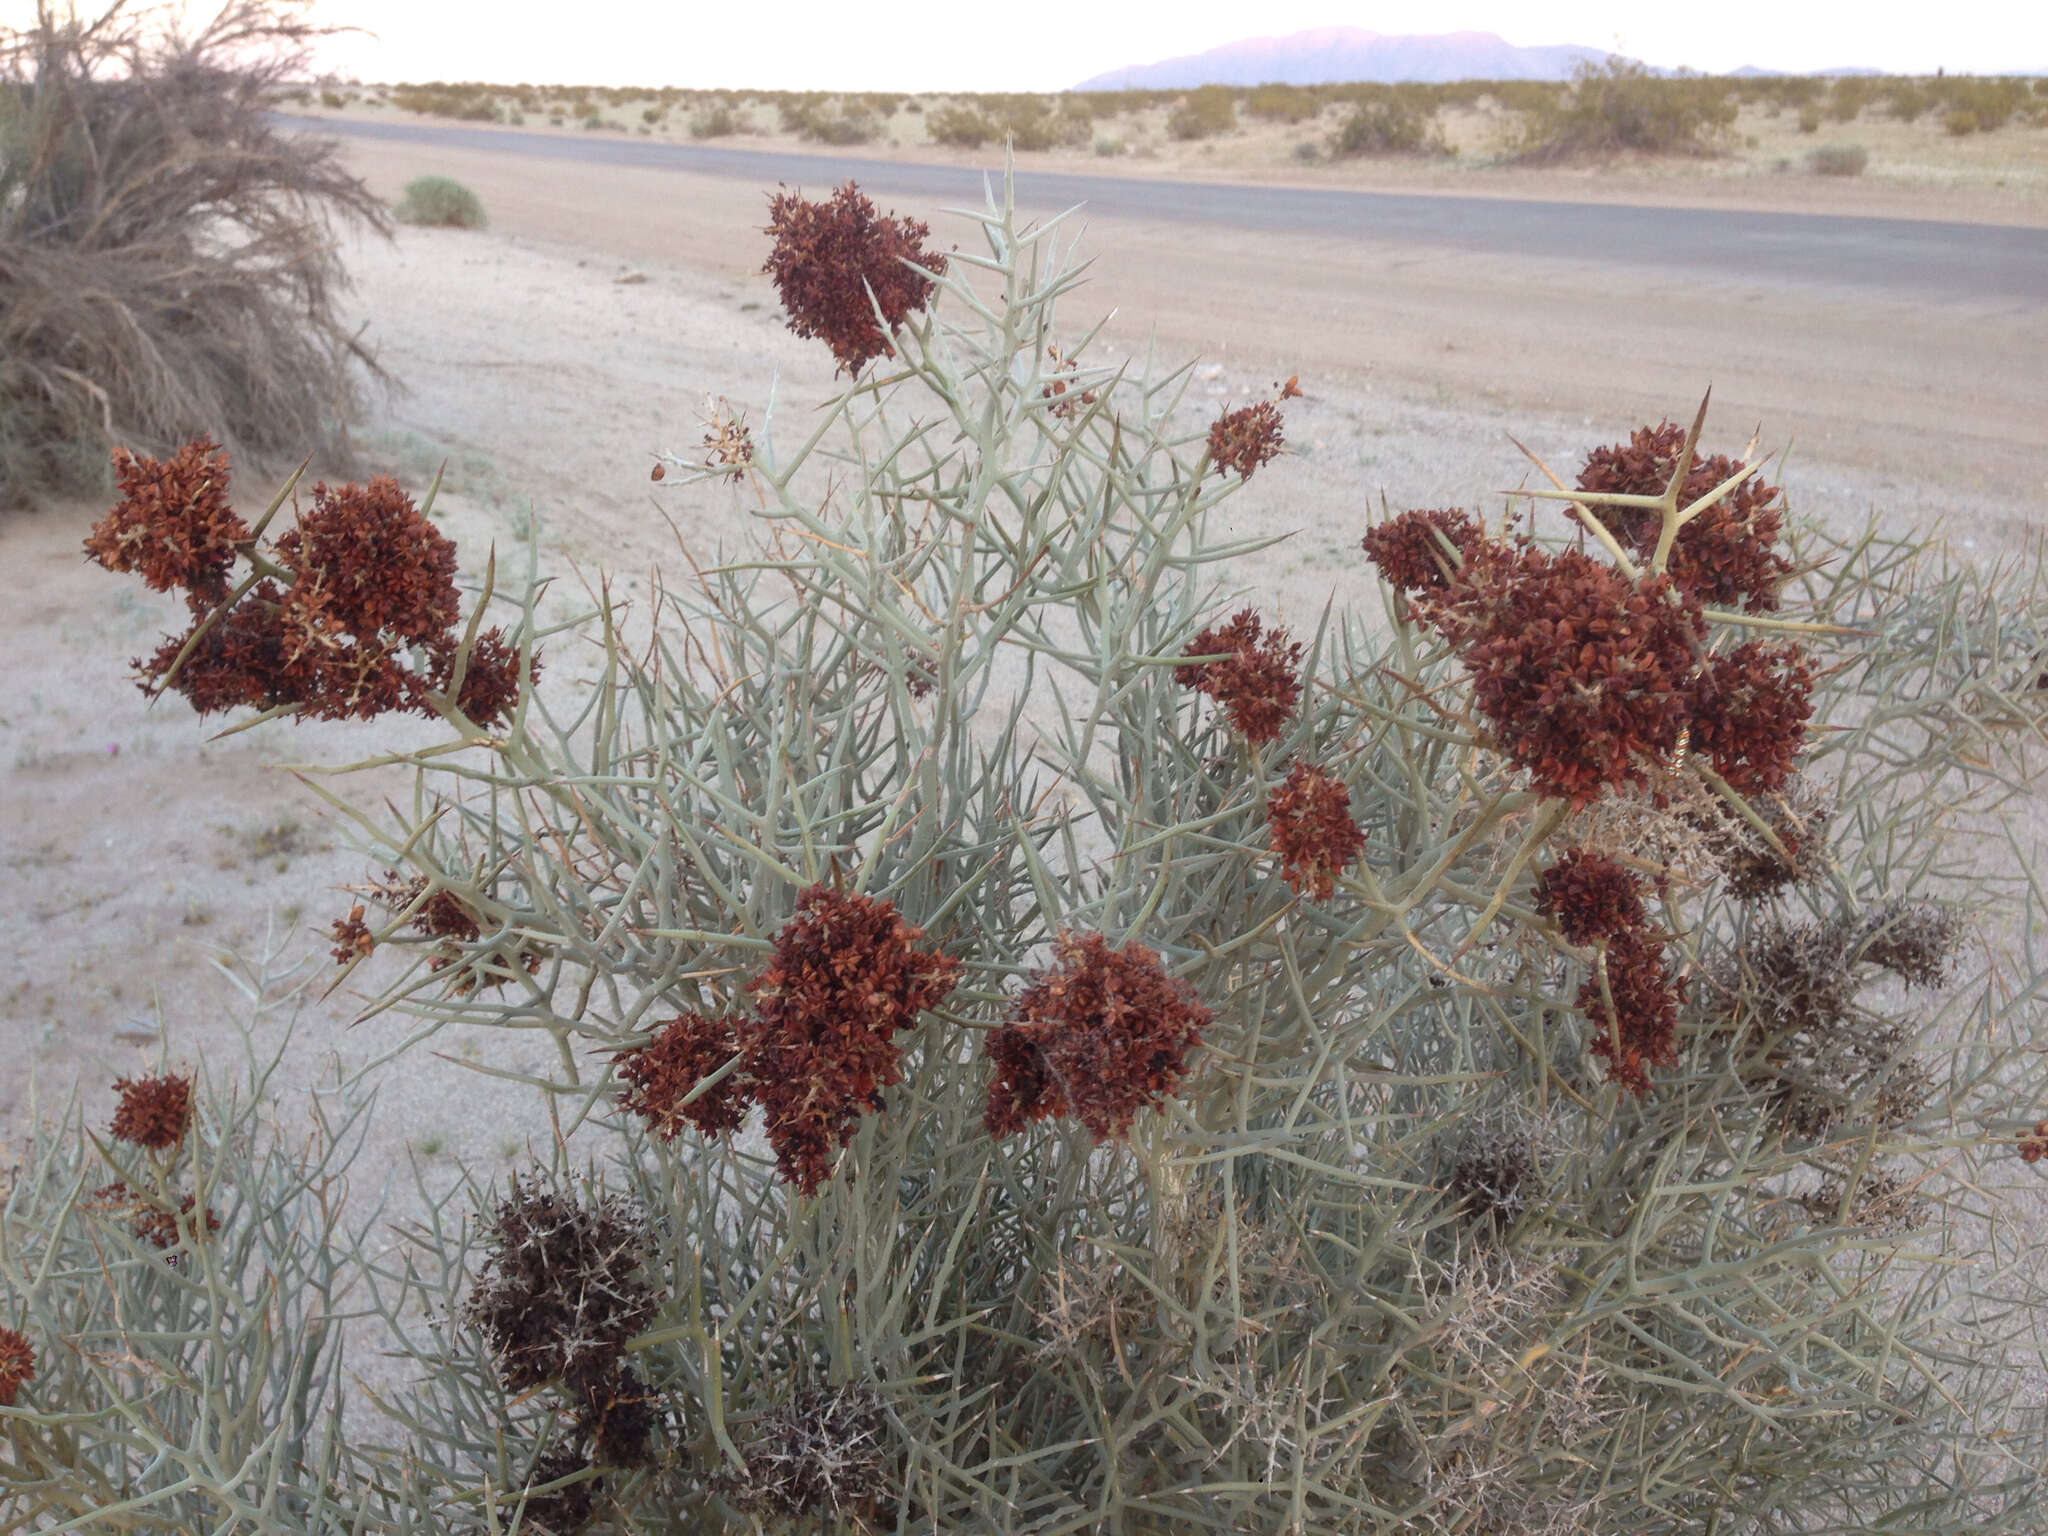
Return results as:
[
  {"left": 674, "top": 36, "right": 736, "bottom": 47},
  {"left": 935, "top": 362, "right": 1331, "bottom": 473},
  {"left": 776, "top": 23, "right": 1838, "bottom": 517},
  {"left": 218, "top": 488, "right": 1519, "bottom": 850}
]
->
[{"left": 15, "top": 2, "right": 2047, "bottom": 88}]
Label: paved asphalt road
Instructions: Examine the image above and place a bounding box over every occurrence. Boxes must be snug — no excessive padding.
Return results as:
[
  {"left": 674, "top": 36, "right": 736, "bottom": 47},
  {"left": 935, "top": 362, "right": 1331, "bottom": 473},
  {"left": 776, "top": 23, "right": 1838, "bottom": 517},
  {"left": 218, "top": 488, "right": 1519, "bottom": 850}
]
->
[{"left": 283, "top": 113, "right": 2048, "bottom": 305}]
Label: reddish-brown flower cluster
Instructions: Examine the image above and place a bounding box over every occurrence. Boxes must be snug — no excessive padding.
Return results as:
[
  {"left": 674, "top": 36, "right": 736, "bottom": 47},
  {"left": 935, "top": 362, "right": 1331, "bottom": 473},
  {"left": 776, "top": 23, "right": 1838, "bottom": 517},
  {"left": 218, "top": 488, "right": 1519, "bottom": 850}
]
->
[
  {"left": 1533, "top": 848, "right": 1646, "bottom": 946},
  {"left": 743, "top": 887, "right": 959, "bottom": 1195},
  {"left": 83, "top": 438, "right": 247, "bottom": 607},
  {"left": 0, "top": 1325, "right": 34, "bottom": 1408},
  {"left": 1361, "top": 508, "right": 1483, "bottom": 595},
  {"left": 1579, "top": 930, "right": 1685, "bottom": 1094},
  {"left": 2020, "top": 1119, "right": 2048, "bottom": 1163},
  {"left": 89, "top": 445, "right": 540, "bottom": 730},
  {"left": 1207, "top": 399, "right": 1286, "bottom": 480},
  {"left": 1040, "top": 344, "right": 1099, "bottom": 418},
  {"left": 1687, "top": 640, "right": 1816, "bottom": 796},
  {"left": 762, "top": 182, "right": 947, "bottom": 375},
  {"left": 615, "top": 1013, "right": 752, "bottom": 1140},
  {"left": 330, "top": 904, "right": 375, "bottom": 965},
  {"left": 984, "top": 931, "right": 1211, "bottom": 1142},
  {"left": 1177, "top": 608, "right": 1303, "bottom": 746},
  {"left": 92, "top": 1182, "right": 222, "bottom": 1254},
  {"left": 110, "top": 1072, "right": 192, "bottom": 1150},
  {"left": 1266, "top": 763, "right": 1367, "bottom": 898},
  {"left": 1408, "top": 535, "right": 1810, "bottom": 806},
  {"left": 1576, "top": 422, "right": 1792, "bottom": 613}
]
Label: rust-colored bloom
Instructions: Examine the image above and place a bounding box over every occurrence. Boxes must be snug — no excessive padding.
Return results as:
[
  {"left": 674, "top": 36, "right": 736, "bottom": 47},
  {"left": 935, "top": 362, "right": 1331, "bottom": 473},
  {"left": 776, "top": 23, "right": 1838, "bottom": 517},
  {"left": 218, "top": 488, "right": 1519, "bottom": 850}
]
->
[
  {"left": 984, "top": 931, "right": 1210, "bottom": 1142},
  {"left": 330, "top": 903, "right": 376, "bottom": 965},
  {"left": 429, "top": 627, "right": 539, "bottom": 730},
  {"left": 110, "top": 1072, "right": 192, "bottom": 1150},
  {"left": 84, "top": 438, "right": 247, "bottom": 608},
  {"left": 1206, "top": 399, "right": 1285, "bottom": 480},
  {"left": 1361, "top": 508, "right": 1483, "bottom": 595},
  {"left": 762, "top": 182, "right": 947, "bottom": 375},
  {"left": 615, "top": 1013, "right": 753, "bottom": 1140},
  {"left": 0, "top": 1325, "right": 33, "bottom": 1407},
  {"left": 1177, "top": 607, "right": 1303, "bottom": 746},
  {"left": 1578, "top": 930, "right": 1682, "bottom": 1095},
  {"left": 94, "top": 1182, "right": 221, "bottom": 1253},
  {"left": 2020, "top": 1120, "right": 2048, "bottom": 1164},
  {"left": 1686, "top": 641, "right": 1813, "bottom": 797},
  {"left": 273, "top": 476, "right": 459, "bottom": 644},
  {"left": 1427, "top": 543, "right": 1704, "bottom": 806},
  {"left": 1577, "top": 422, "right": 1792, "bottom": 613},
  {"left": 743, "top": 887, "right": 959, "bottom": 1195},
  {"left": 1533, "top": 847, "right": 1647, "bottom": 946},
  {"left": 1266, "top": 763, "right": 1366, "bottom": 898}
]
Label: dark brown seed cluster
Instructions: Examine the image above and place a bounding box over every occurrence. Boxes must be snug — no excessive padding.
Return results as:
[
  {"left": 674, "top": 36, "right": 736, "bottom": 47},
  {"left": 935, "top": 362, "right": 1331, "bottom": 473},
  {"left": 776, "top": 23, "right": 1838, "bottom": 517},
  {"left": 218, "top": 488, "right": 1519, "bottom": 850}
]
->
[
  {"left": 110, "top": 1072, "right": 192, "bottom": 1150},
  {"left": 574, "top": 1364, "right": 661, "bottom": 1469},
  {"left": 1206, "top": 398, "right": 1286, "bottom": 480},
  {"left": 521, "top": 1450, "right": 600, "bottom": 1535},
  {"left": 83, "top": 437, "right": 247, "bottom": 606},
  {"left": 1177, "top": 608, "right": 1303, "bottom": 746},
  {"left": 2019, "top": 1120, "right": 2048, "bottom": 1163},
  {"left": 1578, "top": 930, "right": 1685, "bottom": 1095},
  {"left": 463, "top": 1179, "right": 657, "bottom": 1395},
  {"left": 762, "top": 182, "right": 946, "bottom": 375},
  {"left": 1576, "top": 421, "right": 1793, "bottom": 613},
  {"left": 742, "top": 887, "right": 960, "bottom": 1195},
  {"left": 1446, "top": 1131, "right": 1538, "bottom": 1231},
  {"left": 1265, "top": 763, "right": 1366, "bottom": 898},
  {"left": 1533, "top": 848, "right": 1646, "bottom": 946},
  {"left": 1800, "top": 1168, "right": 1923, "bottom": 1236},
  {"left": 984, "top": 931, "right": 1211, "bottom": 1142},
  {"left": 1727, "top": 914, "right": 1942, "bottom": 1138},
  {"left": 716, "top": 1384, "right": 892, "bottom": 1524},
  {"left": 615, "top": 1013, "right": 751, "bottom": 1140},
  {"left": 1853, "top": 899, "right": 1964, "bottom": 989},
  {"left": 1360, "top": 507, "right": 1483, "bottom": 595},
  {"left": 0, "top": 1325, "right": 36, "bottom": 1407},
  {"left": 88, "top": 445, "right": 539, "bottom": 729},
  {"left": 1703, "top": 778, "right": 1832, "bottom": 901}
]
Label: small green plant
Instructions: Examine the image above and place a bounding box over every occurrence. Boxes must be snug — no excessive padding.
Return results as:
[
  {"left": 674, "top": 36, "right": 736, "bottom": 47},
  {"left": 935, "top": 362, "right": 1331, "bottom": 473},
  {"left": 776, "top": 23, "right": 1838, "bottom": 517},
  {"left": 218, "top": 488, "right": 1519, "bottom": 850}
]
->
[
  {"left": 1807, "top": 143, "right": 1870, "bottom": 176},
  {"left": 1168, "top": 83, "right": 1236, "bottom": 140},
  {"left": 393, "top": 176, "right": 487, "bottom": 230}
]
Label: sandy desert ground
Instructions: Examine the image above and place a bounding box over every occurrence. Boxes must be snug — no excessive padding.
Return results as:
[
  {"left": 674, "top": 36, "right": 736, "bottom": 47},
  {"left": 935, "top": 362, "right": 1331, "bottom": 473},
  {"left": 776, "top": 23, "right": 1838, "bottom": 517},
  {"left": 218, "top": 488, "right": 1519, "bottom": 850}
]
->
[{"left": 3, "top": 128, "right": 2045, "bottom": 1246}]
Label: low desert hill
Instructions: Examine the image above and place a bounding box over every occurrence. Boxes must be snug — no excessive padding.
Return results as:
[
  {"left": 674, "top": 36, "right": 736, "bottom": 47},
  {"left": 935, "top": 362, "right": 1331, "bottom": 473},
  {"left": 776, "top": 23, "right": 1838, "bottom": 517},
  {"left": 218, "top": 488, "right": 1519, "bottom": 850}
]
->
[{"left": 1073, "top": 26, "right": 1619, "bottom": 89}]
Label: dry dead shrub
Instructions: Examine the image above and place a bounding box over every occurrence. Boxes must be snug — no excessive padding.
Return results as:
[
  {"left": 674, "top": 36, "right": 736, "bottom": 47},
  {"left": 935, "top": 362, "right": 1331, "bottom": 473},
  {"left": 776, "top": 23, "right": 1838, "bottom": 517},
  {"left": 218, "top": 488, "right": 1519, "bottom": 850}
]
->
[{"left": 0, "top": 0, "right": 388, "bottom": 505}]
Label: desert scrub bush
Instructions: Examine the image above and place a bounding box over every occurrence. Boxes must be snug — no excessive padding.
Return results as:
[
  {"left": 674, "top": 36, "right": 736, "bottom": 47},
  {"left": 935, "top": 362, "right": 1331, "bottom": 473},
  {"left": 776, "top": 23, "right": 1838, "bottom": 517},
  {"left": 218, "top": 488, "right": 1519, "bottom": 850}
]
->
[
  {"left": 688, "top": 103, "right": 737, "bottom": 137},
  {"left": 0, "top": 0, "right": 389, "bottom": 505},
  {"left": 1518, "top": 59, "right": 1737, "bottom": 162},
  {"left": 1807, "top": 143, "right": 1870, "bottom": 176},
  {"left": 1167, "top": 83, "right": 1236, "bottom": 139},
  {"left": 1331, "top": 98, "right": 1442, "bottom": 157},
  {"left": 1245, "top": 81, "right": 1321, "bottom": 123},
  {"left": 394, "top": 175, "right": 488, "bottom": 229},
  {"left": 780, "top": 96, "right": 877, "bottom": 145},
  {"left": 46, "top": 170, "right": 2048, "bottom": 1533}
]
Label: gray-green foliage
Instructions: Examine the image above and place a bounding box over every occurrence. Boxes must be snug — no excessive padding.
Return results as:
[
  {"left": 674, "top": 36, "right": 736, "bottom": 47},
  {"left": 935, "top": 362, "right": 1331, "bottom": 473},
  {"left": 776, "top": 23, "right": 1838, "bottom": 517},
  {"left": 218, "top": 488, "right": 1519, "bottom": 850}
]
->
[
  {"left": 394, "top": 175, "right": 488, "bottom": 230},
  {"left": 10, "top": 175, "right": 2048, "bottom": 1534}
]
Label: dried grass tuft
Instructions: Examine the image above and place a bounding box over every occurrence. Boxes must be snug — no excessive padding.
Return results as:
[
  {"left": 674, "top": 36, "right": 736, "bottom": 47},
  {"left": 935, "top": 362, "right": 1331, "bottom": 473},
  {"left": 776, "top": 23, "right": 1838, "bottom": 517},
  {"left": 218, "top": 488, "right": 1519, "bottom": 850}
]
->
[{"left": 0, "top": 0, "right": 389, "bottom": 506}]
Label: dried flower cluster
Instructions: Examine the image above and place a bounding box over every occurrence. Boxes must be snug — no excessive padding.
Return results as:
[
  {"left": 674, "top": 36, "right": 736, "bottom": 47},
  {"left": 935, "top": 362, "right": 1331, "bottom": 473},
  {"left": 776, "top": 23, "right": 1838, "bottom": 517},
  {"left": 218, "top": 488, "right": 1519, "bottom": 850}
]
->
[
  {"left": 1265, "top": 763, "right": 1366, "bottom": 898},
  {"left": 1580, "top": 931, "right": 1685, "bottom": 1094},
  {"left": 716, "top": 1384, "right": 892, "bottom": 1524},
  {"left": 0, "top": 1325, "right": 35, "bottom": 1408},
  {"left": 1532, "top": 848, "right": 1646, "bottom": 946},
  {"left": 1040, "top": 343, "right": 1099, "bottom": 418},
  {"left": 520, "top": 1450, "right": 600, "bottom": 1535},
  {"left": 1854, "top": 899, "right": 1964, "bottom": 988},
  {"left": 89, "top": 1182, "right": 221, "bottom": 1257},
  {"left": 1366, "top": 493, "right": 1812, "bottom": 807},
  {"left": 1577, "top": 421, "right": 1792, "bottom": 612},
  {"left": 2019, "top": 1119, "right": 2048, "bottom": 1163},
  {"left": 82, "top": 438, "right": 246, "bottom": 606},
  {"left": 87, "top": 447, "right": 538, "bottom": 728},
  {"left": 1800, "top": 1169, "right": 1925, "bottom": 1236},
  {"left": 614, "top": 1013, "right": 751, "bottom": 1140},
  {"left": 1725, "top": 913, "right": 1945, "bottom": 1137},
  {"left": 762, "top": 181, "right": 946, "bottom": 374},
  {"left": 1177, "top": 608, "right": 1303, "bottom": 746},
  {"left": 984, "top": 931, "right": 1211, "bottom": 1141},
  {"left": 110, "top": 1072, "right": 192, "bottom": 1150},
  {"left": 464, "top": 1179, "right": 657, "bottom": 1395},
  {"left": 1206, "top": 399, "right": 1285, "bottom": 480},
  {"left": 700, "top": 397, "right": 755, "bottom": 481},
  {"left": 1360, "top": 507, "right": 1483, "bottom": 595},
  {"left": 743, "top": 886, "right": 959, "bottom": 1195},
  {"left": 1701, "top": 777, "right": 1833, "bottom": 901},
  {"left": 1447, "top": 1131, "right": 1539, "bottom": 1231}
]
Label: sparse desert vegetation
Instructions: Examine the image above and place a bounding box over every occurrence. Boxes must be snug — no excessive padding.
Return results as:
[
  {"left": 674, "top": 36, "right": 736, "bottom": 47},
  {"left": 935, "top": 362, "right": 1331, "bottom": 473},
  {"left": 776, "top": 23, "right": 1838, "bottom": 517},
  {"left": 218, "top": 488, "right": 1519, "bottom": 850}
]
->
[
  {"left": 281, "top": 68, "right": 2048, "bottom": 200},
  {"left": 393, "top": 174, "right": 488, "bottom": 228}
]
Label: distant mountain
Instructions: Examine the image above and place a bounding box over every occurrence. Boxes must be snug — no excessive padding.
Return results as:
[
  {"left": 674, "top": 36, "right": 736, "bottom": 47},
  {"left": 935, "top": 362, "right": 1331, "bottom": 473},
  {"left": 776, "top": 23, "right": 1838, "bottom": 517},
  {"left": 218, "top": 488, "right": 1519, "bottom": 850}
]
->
[
  {"left": 1071, "top": 27, "right": 1623, "bottom": 90},
  {"left": 1726, "top": 65, "right": 1885, "bottom": 77}
]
